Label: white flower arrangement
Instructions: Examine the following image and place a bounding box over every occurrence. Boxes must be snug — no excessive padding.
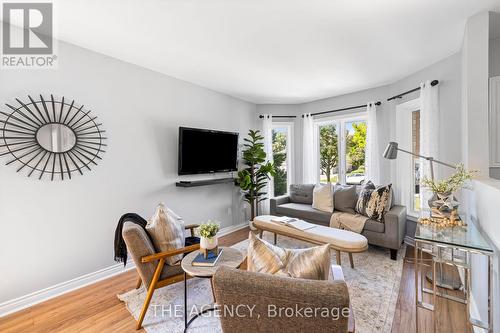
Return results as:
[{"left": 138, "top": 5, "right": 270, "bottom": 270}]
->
[
  {"left": 421, "top": 164, "right": 477, "bottom": 194},
  {"left": 199, "top": 221, "right": 220, "bottom": 239}
]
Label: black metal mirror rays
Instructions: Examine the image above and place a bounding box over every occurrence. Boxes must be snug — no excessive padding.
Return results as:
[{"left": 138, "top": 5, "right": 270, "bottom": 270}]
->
[{"left": 0, "top": 95, "right": 107, "bottom": 180}]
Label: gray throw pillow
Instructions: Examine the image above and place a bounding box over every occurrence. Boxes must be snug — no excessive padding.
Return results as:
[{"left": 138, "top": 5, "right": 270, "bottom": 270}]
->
[
  {"left": 355, "top": 181, "right": 392, "bottom": 221},
  {"left": 289, "top": 184, "right": 315, "bottom": 204},
  {"left": 333, "top": 184, "right": 358, "bottom": 214}
]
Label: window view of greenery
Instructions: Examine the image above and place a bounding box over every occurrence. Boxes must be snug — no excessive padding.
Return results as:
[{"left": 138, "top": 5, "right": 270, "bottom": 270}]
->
[
  {"left": 318, "top": 120, "right": 366, "bottom": 185},
  {"left": 345, "top": 121, "right": 366, "bottom": 185},
  {"left": 272, "top": 128, "right": 288, "bottom": 197},
  {"left": 319, "top": 124, "right": 339, "bottom": 183}
]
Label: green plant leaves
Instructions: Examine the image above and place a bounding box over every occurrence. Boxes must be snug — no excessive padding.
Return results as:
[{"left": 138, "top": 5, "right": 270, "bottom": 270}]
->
[{"left": 236, "top": 129, "right": 275, "bottom": 219}]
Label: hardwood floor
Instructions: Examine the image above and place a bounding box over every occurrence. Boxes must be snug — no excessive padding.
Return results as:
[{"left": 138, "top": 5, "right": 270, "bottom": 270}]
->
[
  {"left": 391, "top": 246, "right": 471, "bottom": 333},
  {"left": 0, "top": 227, "right": 469, "bottom": 333}
]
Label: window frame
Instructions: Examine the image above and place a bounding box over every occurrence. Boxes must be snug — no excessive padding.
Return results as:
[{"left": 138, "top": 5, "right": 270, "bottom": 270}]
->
[
  {"left": 395, "top": 98, "right": 421, "bottom": 217},
  {"left": 271, "top": 122, "right": 294, "bottom": 197},
  {"left": 314, "top": 111, "right": 366, "bottom": 185}
]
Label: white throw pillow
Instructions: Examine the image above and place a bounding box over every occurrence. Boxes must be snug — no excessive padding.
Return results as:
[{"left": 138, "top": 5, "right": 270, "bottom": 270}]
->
[
  {"left": 146, "top": 203, "right": 185, "bottom": 265},
  {"left": 312, "top": 183, "right": 334, "bottom": 213}
]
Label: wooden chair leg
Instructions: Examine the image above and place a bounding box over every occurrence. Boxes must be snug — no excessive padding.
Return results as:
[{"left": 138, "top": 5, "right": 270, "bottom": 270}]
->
[
  {"left": 259, "top": 230, "right": 263, "bottom": 238},
  {"left": 136, "top": 258, "right": 164, "bottom": 330},
  {"left": 273, "top": 233, "right": 277, "bottom": 245},
  {"left": 348, "top": 253, "right": 354, "bottom": 269},
  {"left": 135, "top": 277, "right": 142, "bottom": 289},
  {"left": 336, "top": 250, "right": 341, "bottom": 265}
]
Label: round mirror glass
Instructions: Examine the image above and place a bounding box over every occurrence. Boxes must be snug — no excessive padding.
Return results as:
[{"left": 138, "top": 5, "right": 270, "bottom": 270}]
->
[{"left": 36, "top": 124, "right": 76, "bottom": 153}]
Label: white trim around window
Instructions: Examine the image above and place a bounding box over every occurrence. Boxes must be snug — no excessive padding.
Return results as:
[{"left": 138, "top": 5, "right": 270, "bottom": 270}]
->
[
  {"left": 271, "top": 122, "right": 294, "bottom": 197},
  {"left": 313, "top": 111, "right": 366, "bottom": 185},
  {"left": 395, "top": 98, "right": 421, "bottom": 218}
]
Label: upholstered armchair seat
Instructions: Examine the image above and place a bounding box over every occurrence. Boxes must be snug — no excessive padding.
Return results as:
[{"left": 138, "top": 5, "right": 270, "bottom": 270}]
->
[
  {"left": 213, "top": 266, "right": 353, "bottom": 333},
  {"left": 122, "top": 221, "right": 199, "bottom": 329}
]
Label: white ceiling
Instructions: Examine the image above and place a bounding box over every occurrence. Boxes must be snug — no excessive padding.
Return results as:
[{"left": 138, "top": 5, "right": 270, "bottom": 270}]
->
[{"left": 18, "top": 1, "right": 500, "bottom": 103}]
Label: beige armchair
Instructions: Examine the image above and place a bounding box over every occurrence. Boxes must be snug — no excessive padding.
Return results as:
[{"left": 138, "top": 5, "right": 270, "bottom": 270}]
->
[
  {"left": 212, "top": 265, "right": 355, "bottom": 333},
  {"left": 122, "top": 222, "right": 200, "bottom": 330}
]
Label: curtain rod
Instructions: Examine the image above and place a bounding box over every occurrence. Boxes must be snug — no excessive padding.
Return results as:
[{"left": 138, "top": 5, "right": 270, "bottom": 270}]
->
[
  {"left": 258, "top": 101, "right": 381, "bottom": 119},
  {"left": 387, "top": 80, "right": 439, "bottom": 101}
]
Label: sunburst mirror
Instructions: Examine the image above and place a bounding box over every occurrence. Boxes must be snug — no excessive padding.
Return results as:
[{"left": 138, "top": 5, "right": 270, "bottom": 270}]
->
[{"left": 0, "top": 95, "right": 107, "bottom": 180}]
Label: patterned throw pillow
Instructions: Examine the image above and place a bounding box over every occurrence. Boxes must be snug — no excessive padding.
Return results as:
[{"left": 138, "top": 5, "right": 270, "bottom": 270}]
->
[
  {"left": 355, "top": 181, "right": 392, "bottom": 221},
  {"left": 247, "top": 233, "right": 331, "bottom": 280},
  {"left": 146, "top": 203, "right": 185, "bottom": 265}
]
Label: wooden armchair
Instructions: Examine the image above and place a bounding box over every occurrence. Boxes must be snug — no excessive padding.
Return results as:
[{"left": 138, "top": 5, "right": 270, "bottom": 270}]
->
[{"left": 122, "top": 222, "right": 200, "bottom": 330}]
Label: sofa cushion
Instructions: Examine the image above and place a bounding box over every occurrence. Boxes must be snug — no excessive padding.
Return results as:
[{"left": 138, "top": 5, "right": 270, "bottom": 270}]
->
[
  {"left": 289, "top": 184, "right": 315, "bottom": 204},
  {"left": 356, "top": 182, "right": 392, "bottom": 221},
  {"left": 333, "top": 184, "right": 358, "bottom": 214},
  {"left": 275, "top": 203, "right": 331, "bottom": 223},
  {"left": 146, "top": 203, "right": 185, "bottom": 265},
  {"left": 312, "top": 183, "right": 334, "bottom": 213},
  {"left": 364, "top": 219, "right": 385, "bottom": 233}
]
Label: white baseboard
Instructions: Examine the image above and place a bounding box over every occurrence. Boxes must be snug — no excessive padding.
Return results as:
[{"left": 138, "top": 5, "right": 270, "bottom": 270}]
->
[
  {"left": 0, "top": 222, "right": 249, "bottom": 318},
  {"left": 218, "top": 221, "right": 248, "bottom": 237}
]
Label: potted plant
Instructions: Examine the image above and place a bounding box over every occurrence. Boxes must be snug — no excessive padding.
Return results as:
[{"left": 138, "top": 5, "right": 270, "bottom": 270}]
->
[
  {"left": 237, "top": 130, "right": 276, "bottom": 223},
  {"left": 199, "top": 221, "right": 220, "bottom": 252},
  {"left": 421, "top": 164, "right": 476, "bottom": 214}
]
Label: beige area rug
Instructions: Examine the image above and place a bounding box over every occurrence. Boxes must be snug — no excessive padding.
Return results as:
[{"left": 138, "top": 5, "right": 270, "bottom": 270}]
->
[{"left": 118, "top": 233, "right": 405, "bottom": 333}]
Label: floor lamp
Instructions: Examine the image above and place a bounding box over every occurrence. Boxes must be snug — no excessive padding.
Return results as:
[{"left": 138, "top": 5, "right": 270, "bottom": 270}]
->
[
  {"left": 383, "top": 141, "right": 455, "bottom": 179},
  {"left": 383, "top": 141, "right": 461, "bottom": 290}
]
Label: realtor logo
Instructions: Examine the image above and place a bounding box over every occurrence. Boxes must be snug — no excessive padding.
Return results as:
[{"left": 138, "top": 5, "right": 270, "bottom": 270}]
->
[{"left": 2, "top": 1, "right": 56, "bottom": 68}]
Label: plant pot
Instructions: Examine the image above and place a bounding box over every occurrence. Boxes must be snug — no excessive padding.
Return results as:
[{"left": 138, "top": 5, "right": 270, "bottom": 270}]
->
[
  {"left": 249, "top": 219, "right": 257, "bottom": 231},
  {"left": 200, "top": 236, "right": 218, "bottom": 250},
  {"left": 428, "top": 191, "right": 459, "bottom": 214}
]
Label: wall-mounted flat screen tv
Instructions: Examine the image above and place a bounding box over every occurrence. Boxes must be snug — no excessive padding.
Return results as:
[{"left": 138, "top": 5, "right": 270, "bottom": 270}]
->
[{"left": 178, "top": 127, "right": 239, "bottom": 175}]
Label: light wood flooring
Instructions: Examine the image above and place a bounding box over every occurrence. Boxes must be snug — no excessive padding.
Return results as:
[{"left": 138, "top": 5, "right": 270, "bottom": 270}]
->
[{"left": 0, "top": 227, "right": 470, "bottom": 332}]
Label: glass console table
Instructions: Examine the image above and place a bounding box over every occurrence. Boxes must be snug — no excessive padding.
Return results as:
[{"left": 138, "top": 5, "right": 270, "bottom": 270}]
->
[{"left": 414, "top": 214, "right": 494, "bottom": 332}]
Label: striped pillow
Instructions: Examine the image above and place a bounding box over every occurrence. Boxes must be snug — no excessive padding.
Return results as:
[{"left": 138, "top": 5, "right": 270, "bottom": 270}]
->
[
  {"left": 146, "top": 203, "right": 185, "bottom": 265},
  {"left": 247, "top": 233, "right": 331, "bottom": 280}
]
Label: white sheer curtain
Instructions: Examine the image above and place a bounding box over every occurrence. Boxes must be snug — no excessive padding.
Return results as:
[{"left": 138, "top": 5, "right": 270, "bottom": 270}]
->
[
  {"left": 302, "top": 113, "right": 316, "bottom": 184},
  {"left": 419, "top": 80, "right": 439, "bottom": 214},
  {"left": 365, "top": 102, "right": 380, "bottom": 184},
  {"left": 262, "top": 114, "right": 274, "bottom": 213}
]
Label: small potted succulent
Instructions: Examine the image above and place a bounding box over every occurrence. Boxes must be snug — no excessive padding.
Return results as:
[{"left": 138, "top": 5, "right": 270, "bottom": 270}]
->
[{"left": 199, "top": 221, "right": 220, "bottom": 254}]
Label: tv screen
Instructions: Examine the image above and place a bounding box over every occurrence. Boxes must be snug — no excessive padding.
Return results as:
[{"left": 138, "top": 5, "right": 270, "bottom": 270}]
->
[{"left": 178, "top": 127, "right": 239, "bottom": 175}]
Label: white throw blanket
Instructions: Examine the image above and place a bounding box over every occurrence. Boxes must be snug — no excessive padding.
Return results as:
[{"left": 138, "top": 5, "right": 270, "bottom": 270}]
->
[{"left": 330, "top": 212, "right": 369, "bottom": 233}]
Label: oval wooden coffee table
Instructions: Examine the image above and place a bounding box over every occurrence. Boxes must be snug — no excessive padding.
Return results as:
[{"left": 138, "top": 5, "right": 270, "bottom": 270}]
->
[{"left": 181, "top": 247, "right": 245, "bottom": 332}]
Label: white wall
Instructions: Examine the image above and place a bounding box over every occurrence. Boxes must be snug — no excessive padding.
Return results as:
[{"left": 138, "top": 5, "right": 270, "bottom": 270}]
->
[
  {"left": 389, "top": 53, "right": 463, "bottom": 178},
  {"left": 489, "top": 12, "right": 500, "bottom": 179},
  {"left": 0, "top": 40, "right": 256, "bottom": 305},
  {"left": 462, "top": 11, "right": 500, "bottom": 330},
  {"left": 461, "top": 11, "right": 490, "bottom": 178},
  {"left": 466, "top": 179, "right": 500, "bottom": 331}
]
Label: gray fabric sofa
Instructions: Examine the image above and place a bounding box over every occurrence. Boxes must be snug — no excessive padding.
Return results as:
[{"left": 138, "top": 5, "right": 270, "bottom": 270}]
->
[{"left": 270, "top": 184, "right": 407, "bottom": 260}]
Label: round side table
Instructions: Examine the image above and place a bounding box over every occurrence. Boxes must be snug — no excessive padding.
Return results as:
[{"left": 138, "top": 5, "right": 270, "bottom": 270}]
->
[{"left": 181, "top": 247, "right": 245, "bottom": 332}]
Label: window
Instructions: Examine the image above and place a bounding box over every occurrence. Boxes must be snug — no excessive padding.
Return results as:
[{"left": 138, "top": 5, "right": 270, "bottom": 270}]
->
[
  {"left": 316, "top": 115, "right": 366, "bottom": 185},
  {"left": 272, "top": 124, "right": 293, "bottom": 197},
  {"left": 319, "top": 123, "right": 339, "bottom": 183},
  {"left": 345, "top": 120, "right": 367, "bottom": 185},
  {"left": 395, "top": 98, "right": 421, "bottom": 216}
]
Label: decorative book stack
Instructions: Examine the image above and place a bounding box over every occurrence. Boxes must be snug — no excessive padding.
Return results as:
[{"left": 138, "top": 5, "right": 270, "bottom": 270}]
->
[{"left": 191, "top": 249, "right": 224, "bottom": 267}]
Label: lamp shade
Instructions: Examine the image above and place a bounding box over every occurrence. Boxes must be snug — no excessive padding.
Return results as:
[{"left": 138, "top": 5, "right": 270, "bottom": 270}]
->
[{"left": 383, "top": 142, "right": 399, "bottom": 159}]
